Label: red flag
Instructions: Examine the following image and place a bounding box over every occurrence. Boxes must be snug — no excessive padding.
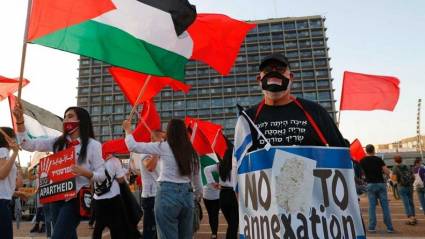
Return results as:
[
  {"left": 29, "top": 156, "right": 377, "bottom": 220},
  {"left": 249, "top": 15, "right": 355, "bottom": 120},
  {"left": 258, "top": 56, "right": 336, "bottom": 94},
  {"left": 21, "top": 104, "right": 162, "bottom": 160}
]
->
[
  {"left": 0, "top": 76, "right": 30, "bottom": 102},
  {"left": 109, "top": 67, "right": 191, "bottom": 105},
  {"left": 102, "top": 139, "right": 128, "bottom": 159},
  {"left": 102, "top": 100, "right": 161, "bottom": 159},
  {"left": 185, "top": 117, "right": 213, "bottom": 155},
  {"left": 185, "top": 116, "right": 228, "bottom": 158},
  {"left": 133, "top": 100, "right": 161, "bottom": 142},
  {"left": 188, "top": 14, "right": 256, "bottom": 75},
  {"left": 340, "top": 71, "right": 400, "bottom": 111},
  {"left": 350, "top": 139, "right": 366, "bottom": 162}
]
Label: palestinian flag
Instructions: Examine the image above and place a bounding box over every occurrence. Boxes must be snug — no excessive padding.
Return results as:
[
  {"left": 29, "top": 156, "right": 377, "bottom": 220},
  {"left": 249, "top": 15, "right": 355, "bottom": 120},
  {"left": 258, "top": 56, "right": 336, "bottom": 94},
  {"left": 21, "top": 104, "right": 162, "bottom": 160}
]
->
[
  {"left": 200, "top": 153, "right": 219, "bottom": 186},
  {"left": 28, "top": 0, "right": 196, "bottom": 80},
  {"left": 9, "top": 95, "right": 62, "bottom": 139}
]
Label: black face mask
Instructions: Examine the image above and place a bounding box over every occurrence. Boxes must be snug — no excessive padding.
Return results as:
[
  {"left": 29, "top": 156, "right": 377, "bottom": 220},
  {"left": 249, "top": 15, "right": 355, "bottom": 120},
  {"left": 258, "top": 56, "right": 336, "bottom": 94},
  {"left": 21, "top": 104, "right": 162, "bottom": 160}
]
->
[{"left": 260, "top": 71, "right": 290, "bottom": 92}]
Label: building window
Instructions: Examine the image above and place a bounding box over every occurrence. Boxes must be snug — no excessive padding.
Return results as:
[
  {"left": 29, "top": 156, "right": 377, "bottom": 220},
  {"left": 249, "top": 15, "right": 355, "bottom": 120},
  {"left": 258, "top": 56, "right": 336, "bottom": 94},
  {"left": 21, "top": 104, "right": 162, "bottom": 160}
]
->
[
  {"left": 317, "top": 80, "right": 330, "bottom": 88},
  {"left": 174, "top": 100, "right": 184, "bottom": 108},
  {"left": 284, "top": 22, "right": 295, "bottom": 30},
  {"left": 270, "top": 23, "right": 283, "bottom": 31},
  {"left": 296, "top": 21, "right": 309, "bottom": 29},
  {"left": 301, "top": 61, "right": 313, "bottom": 68},
  {"left": 113, "top": 114, "right": 124, "bottom": 121},
  {"left": 103, "top": 95, "right": 112, "bottom": 102},
  {"left": 318, "top": 91, "right": 331, "bottom": 100},
  {"left": 311, "top": 30, "right": 323, "bottom": 37},
  {"left": 92, "top": 68, "right": 101, "bottom": 74},
  {"left": 310, "top": 19, "right": 322, "bottom": 28},
  {"left": 92, "top": 77, "right": 101, "bottom": 84},
  {"left": 92, "top": 106, "right": 101, "bottom": 114},
  {"left": 257, "top": 24, "right": 270, "bottom": 33},
  {"left": 79, "top": 87, "right": 89, "bottom": 94},
  {"left": 312, "top": 40, "right": 324, "bottom": 47},
  {"left": 272, "top": 32, "right": 283, "bottom": 41},
  {"left": 162, "top": 102, "right": 172, "bottom": 110},
  {"left": 298, "top": 30, "right": 309, "bottom": 38},
  {"left": 303, "top": 81, "right": 316, "bottom": 89},
  {"left": 104, "top": 76, "right": 113, "bottom": 83},
  {"left": 92, "top": 96, "right": 101, "bottom": 103},
  {"left": 114, "top": 95, "right": 124, "bottom": 101},
  {"left": 114, "top": 105, "right": 124, "bottom": 114},
  {"left": 313, "top": 49, "right": 326, "bottom": 57},
  {"left": 91, "top": 87, "right": 100, "bottom": 93},
  {"left": 80, "top": 69, "right": 90, "bottom": 75},
  {"left": 103, "top": 105, "right": 112, "bottom": 113},
  {"left": 78, "top": 97, "right": 88, "bottom": 103},
  {"left": 81, "top": 59, "right": 90, "bottom": 65},
  {"left": 315, "top": 70, "right": 329, "bottom": 77},
  {"left": 103, "top": 86, "right": 113, "bottom": 92},
  {"left": 301, "top": 71, "right": 314, "bottom": 78},
  {"left": 304, "top": 92, "right": 317, "bottom": 101}
]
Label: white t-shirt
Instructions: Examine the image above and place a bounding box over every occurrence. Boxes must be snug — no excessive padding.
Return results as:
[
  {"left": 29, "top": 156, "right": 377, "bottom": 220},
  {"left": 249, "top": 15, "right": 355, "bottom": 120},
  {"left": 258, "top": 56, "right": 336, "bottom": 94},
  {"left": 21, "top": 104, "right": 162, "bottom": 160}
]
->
[
  {"left": 94, "top": 158, "right": 126, "bottom": 200},
  {"left": 0, "top": 148, "right": 17, "bottom": 200},
  {"left": 203, "top": 185, "right": 220, "bottom": 200},
  {"left": 132, "top": 153, "right": 159, "bottom": 198},
  {"left": 125, "top": 134, "right": 202, "bottom": 196}
]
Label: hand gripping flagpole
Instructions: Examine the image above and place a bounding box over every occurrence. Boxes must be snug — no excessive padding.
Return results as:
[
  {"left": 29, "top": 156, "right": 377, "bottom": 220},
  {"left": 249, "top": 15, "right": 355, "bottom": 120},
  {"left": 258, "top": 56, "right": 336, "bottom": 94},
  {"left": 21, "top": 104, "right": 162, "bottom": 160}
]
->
[
  {"left": 128, "top": 74, "right": 152, "bottom": 121},
  {"left": 17, "top": 0, "right": 33, "bottom": 101}
]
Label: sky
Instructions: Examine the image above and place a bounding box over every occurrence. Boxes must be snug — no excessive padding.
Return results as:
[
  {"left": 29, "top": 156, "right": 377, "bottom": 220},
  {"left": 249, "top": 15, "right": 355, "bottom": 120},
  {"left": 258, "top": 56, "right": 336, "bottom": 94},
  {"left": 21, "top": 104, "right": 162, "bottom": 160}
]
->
[{"left": 1, "top": 0, "right": 424, "bottom": 165}]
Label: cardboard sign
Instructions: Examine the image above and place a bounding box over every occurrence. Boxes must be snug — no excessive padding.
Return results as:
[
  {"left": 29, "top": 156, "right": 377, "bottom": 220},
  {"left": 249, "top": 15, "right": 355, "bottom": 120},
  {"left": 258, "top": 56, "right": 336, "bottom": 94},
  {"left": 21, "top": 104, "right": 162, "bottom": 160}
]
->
[
  {"left": 38, "top": 147, "right": 77, "bottom": 204},
  {"left": 237, "top": 146, "right": 366, "bottom": 239}
]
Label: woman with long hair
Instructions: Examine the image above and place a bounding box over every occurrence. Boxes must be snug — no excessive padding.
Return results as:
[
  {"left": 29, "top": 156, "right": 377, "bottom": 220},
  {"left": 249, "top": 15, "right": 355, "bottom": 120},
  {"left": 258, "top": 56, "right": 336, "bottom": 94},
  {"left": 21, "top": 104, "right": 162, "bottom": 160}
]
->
[
  {"left": 123, "top": 118, "right": 202, "bottom": 239},
  {"left": 204, "top": 140, "right": 238, "bottom": 239},
  {"left": 0, "top": 127, "right": 26, "bottom": 239},
  {"left": 14, "top": 103, "right": 105, "bottom": 239}
]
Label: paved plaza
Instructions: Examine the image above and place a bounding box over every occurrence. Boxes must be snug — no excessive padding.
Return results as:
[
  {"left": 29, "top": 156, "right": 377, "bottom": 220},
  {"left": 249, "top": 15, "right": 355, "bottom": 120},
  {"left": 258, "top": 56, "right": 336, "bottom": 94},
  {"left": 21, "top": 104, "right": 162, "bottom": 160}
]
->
[{"left": 13, "top": 193, "right": 425, "bottom": 238}]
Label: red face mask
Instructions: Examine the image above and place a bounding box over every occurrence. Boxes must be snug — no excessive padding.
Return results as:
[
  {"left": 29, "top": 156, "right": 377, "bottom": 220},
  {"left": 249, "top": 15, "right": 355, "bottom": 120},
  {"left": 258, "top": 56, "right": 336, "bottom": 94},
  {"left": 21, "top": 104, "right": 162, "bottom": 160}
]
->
[{"left": 63, "top": 121, "right": 80, "bottom": 134}]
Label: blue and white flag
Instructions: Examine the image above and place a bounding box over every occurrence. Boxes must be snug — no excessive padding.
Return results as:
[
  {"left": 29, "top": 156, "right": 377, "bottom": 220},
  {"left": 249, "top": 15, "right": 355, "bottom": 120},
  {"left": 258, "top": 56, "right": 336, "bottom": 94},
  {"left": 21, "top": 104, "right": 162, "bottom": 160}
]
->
[{"left": 237, "top": 146, "right": 366, "bottom": 239}]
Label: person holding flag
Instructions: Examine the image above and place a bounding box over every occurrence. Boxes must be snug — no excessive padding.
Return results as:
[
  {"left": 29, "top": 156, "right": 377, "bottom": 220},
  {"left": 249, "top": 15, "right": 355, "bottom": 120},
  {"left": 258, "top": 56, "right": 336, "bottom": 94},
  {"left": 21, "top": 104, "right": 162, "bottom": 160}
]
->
[
  {"left": 13, "top": 103, "right": 106, "bottom": 239},
  {"left": 123, "top": 118, "right": 202, "bottom": 239},
  {"left": 0, "top": 127, "right": 27, "bottom": 239}
]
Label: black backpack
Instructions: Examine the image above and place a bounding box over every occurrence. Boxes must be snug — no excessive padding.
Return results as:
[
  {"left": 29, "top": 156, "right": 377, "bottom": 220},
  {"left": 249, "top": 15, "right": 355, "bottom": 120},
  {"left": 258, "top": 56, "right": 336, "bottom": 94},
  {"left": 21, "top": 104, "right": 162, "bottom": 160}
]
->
[{"left": 396, "top": 165, "right": 414, "bottom": 187}]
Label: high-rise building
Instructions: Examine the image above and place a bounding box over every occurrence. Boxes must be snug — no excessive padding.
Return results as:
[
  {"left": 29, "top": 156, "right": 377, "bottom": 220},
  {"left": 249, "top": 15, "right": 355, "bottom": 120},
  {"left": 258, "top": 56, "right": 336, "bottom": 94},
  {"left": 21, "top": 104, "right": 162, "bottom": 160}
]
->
[{"left": 77, "top": 16, "right": 336, "bottom": 142}]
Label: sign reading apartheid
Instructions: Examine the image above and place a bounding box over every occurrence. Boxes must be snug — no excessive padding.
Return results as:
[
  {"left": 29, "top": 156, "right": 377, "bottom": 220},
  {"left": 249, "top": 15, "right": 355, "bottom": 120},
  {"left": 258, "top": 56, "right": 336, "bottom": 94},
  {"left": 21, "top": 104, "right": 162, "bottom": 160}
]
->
[
  {"left": 237, "top": 146, "right": 366, "bottom": 239},
  {"left": 38, "top": 147, "right": 77, "bottom": 204}
]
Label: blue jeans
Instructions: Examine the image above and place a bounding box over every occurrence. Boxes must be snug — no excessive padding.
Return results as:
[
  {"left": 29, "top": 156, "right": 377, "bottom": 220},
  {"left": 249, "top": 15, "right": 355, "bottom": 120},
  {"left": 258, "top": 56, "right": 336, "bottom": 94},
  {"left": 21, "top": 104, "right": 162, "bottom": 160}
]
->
[
  {"left": 417, "top": 187, "right": 425, "bottom": 214},
  {"left": 398, "top": 186, "right": 415, "bottom": 217},
  {"left": 141, "top": 197, "right": 157, "bottom": 239},
  {"left": 50, "top": 199, "right": 80, "bottom": 239},
  {"left": 155, "top": 182, "right": 194, "bottom": 239},
  {"left": 44, "top": 204, "right": 52, "bottom": 237},
  {"left": 367, "top": 183, "right": 393, "bottom": 230},
  {"left": 0, "top": 199, "right": 13, "bottom": 239}
]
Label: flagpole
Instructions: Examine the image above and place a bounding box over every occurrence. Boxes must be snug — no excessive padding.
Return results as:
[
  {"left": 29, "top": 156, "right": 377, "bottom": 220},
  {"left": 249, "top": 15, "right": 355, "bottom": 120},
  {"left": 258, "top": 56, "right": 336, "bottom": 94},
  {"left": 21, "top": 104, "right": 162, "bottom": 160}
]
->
[
  {"left": 337, "top": 72, "right": 346, "bottom": 128},
  {"left": 17, "top": 0, "right": 33, "bottom": 100},
  {"left": 128, "top": 75, "right": 152, "bottom": 121}
]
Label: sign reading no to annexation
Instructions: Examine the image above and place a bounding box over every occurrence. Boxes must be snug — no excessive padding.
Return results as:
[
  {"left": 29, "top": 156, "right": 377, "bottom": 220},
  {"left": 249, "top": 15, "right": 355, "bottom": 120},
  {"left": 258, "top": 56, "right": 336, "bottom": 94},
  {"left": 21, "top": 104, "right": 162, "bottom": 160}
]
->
[{"left": 237, "top": 146, "right": 366, "bottom": 239}]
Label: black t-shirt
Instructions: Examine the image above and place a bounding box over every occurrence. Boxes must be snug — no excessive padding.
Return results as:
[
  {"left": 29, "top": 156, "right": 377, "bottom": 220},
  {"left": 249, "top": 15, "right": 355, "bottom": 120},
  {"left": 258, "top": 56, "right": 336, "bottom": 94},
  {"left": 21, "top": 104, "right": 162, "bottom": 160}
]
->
[
  {"left": 360, "top": 156, "right": 386, "bottom": 183},
  {"left": 245, "top": 98, "right": 346, "bottom": 152}
]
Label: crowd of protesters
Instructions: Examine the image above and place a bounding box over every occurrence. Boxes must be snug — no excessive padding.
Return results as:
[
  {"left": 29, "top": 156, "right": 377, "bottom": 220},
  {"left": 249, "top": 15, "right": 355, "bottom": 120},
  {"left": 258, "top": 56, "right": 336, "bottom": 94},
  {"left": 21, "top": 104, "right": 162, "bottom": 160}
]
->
[{"left": 1, "top": 52, "right": 424, "bottom": 239}]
